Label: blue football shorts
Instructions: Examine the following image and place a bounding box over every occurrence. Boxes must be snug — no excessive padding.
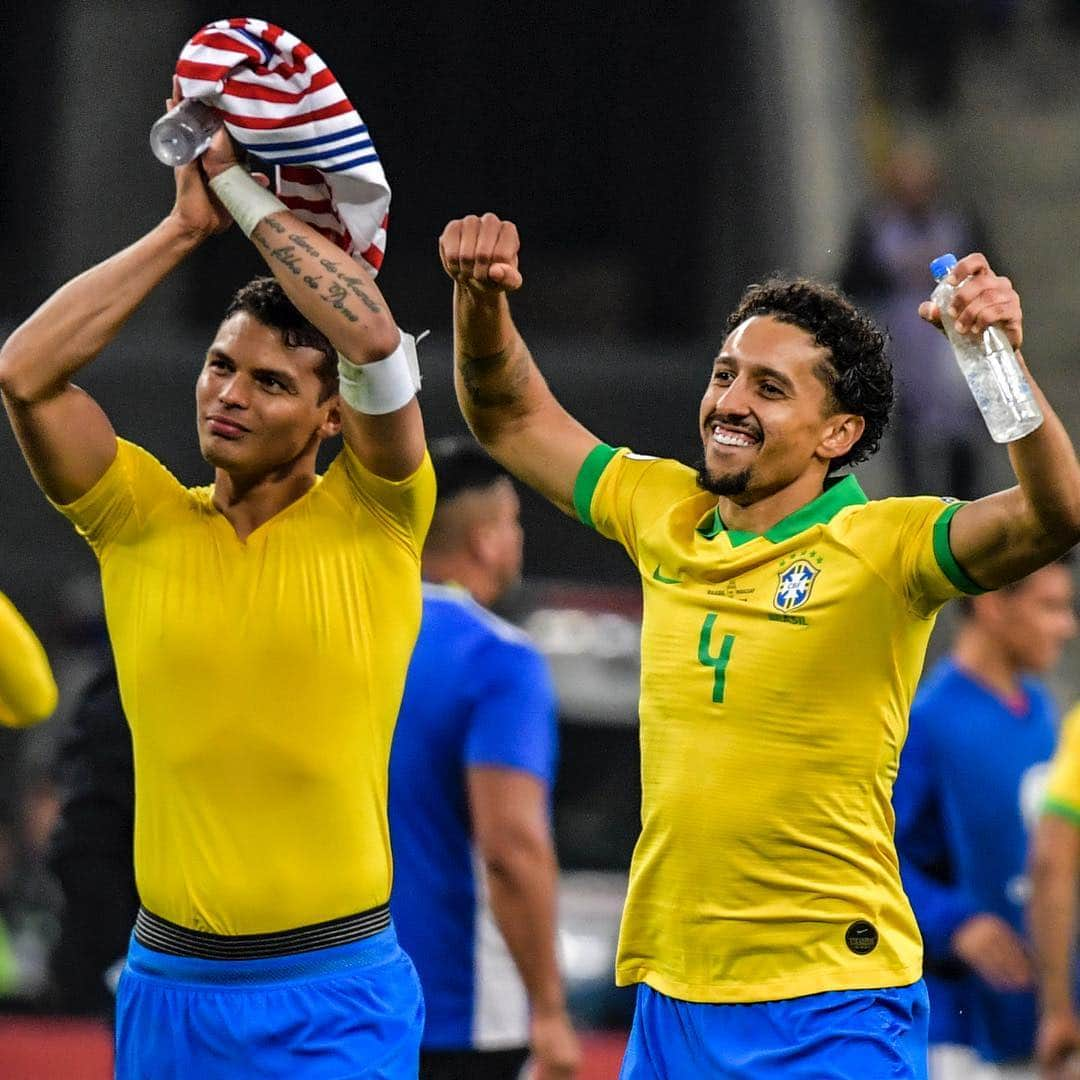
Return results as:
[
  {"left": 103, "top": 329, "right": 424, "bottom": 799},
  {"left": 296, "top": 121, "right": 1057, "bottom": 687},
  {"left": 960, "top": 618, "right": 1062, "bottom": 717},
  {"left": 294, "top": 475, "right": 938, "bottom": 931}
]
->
[
  {"left": 620, "top": 978, "right": 929, "bottom": 1079},
  {"left": 115, "top": 923, "right": 424, "bottom": 1079}
]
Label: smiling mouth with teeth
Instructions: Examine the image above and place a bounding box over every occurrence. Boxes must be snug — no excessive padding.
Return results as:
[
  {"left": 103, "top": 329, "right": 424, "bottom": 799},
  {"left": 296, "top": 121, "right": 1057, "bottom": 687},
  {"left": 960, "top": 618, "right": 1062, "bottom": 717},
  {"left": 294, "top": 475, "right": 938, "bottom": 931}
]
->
[{"left": 710, "top": 424, "right": 758, "bottom": 448}]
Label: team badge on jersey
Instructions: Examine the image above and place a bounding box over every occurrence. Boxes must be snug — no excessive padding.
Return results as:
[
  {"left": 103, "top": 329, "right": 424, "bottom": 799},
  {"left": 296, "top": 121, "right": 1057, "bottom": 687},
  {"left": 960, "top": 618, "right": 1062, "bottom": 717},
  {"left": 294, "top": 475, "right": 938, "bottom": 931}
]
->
[{"left": 774, "top": 559, "right": 820, "bottom": 611}]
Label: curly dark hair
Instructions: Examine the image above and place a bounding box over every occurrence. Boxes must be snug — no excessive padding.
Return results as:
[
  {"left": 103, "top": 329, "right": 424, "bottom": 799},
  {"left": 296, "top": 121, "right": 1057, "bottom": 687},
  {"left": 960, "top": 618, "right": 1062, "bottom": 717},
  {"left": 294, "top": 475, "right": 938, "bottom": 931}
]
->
[
  {"left": 222, "top": 277, "right": 338, "bottom": 402},
  {"left": 725, "top": 277, "right": 893, "bottom": 472}
]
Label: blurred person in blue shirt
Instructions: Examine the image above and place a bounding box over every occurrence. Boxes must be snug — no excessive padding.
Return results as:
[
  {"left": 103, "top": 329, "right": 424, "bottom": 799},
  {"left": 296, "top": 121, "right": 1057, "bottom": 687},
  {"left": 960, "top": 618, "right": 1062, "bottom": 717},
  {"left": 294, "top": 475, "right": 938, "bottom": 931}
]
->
[
  {"left": 389, "top": 437, "right": 579, "bottom": 1080},
  {"left": 894, "top": 558, "right": 1077, "bottom": 1079}
]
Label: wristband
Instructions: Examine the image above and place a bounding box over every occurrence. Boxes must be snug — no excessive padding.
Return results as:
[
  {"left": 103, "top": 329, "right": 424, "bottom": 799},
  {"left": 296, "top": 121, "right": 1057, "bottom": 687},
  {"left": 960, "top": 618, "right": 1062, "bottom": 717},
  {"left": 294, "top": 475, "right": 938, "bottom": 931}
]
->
[
  {"left": 208, "top": 165, "right": 287, "bottom": 238},
  {"left": 338, "top": 332, "right": 423, "bottom": 415}
]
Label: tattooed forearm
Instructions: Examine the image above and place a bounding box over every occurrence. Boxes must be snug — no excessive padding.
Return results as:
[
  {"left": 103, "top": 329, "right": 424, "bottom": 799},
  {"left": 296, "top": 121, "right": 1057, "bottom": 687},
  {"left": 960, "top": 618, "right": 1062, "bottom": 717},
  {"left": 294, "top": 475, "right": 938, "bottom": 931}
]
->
[
  {"left": 339, "top": 273, "right": 382, "bottom": 314},
  {"left": 460, "top": 350, "right": 532, "bottom": 415},
  {"left": 270, "top": 246, "right": 303, "bottom": 275},
  {"left": 252, "top": 219, "right": 381, "bottom": 327}
]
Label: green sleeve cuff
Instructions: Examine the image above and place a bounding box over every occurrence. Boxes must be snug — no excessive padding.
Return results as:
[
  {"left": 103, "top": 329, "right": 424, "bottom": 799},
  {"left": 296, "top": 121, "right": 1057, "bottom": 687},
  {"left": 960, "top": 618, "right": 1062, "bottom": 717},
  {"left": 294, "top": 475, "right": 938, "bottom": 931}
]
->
[
  {"left": 1044, "top": 796, "right": 1080, "bottom": 826},
  {"left": 932, "top": 502, "right": 987, "bottom": 596},
  {"left": 572, "top": 444, "right": 620, "bottom": 528}
]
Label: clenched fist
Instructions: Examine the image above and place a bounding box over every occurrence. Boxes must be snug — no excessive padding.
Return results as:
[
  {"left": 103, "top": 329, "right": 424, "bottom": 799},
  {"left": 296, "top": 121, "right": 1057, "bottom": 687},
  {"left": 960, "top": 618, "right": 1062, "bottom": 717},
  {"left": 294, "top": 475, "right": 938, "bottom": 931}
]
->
[{"left": 439, "top": 213, "right": 523, "bottom": 294}]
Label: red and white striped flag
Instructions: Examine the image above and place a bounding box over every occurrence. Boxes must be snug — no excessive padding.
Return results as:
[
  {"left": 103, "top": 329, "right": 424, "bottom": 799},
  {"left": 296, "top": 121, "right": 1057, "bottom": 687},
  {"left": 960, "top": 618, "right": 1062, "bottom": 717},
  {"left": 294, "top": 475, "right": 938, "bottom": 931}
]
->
[{"left": 175, "top": 18, "right": 390, "bottom": 276}]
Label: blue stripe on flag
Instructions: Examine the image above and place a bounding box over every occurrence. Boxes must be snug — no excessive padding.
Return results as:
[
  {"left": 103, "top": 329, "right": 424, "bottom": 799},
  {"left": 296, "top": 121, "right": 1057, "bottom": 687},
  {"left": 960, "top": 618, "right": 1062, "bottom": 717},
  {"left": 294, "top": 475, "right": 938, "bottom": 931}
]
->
[
  {"left": 235, "top": 28, "right": 274, "bottom": 66},
  {"left": 243, "top": 124, "right": 368, "bottom": 153},
  {"left": 251, "top": 139, "right": 374, "bottom": 167},
  {"left": 322, "top": 152, "right": 381, "bottom": 173}
]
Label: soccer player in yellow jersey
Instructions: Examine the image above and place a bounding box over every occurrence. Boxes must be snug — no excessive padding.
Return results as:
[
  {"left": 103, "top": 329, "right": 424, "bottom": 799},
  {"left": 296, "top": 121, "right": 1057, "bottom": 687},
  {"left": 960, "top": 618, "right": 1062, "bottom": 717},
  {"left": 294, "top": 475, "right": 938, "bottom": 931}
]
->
[
  {"left": 0, "top": 109, "right": 434, "bottom": 1076},
  {"left": 1030, "top": 702, "right": 1080, "bottom": 1077},
  {"left": 438, "top": 213, "right": 1080, "bottom": 1079},
  {"left": 0, "top": 590, "right": 58, "bottom": 728}
]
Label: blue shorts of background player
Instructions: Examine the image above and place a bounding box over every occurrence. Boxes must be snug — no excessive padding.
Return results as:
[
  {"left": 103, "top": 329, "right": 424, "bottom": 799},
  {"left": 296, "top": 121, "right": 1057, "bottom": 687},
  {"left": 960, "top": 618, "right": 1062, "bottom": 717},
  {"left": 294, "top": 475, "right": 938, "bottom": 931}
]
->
[
  {"left": 620, "top": 979, "right": 929, "bottom": 1079},
  {"left": 115, "top": 923, "right": 423, "bottom": 1079}
]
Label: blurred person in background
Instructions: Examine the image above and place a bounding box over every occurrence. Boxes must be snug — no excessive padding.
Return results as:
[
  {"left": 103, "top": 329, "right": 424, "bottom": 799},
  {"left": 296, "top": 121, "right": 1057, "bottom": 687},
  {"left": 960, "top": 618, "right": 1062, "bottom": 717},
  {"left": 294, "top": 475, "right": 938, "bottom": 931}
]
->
[
  {"left": 44, "top": 651, "right": 137, "bottom": 1023},
  {"left": 438, "top": 212, "right": 1080, "bottom": 1079},
  {"left": 389, "top": 436, "right": 579, "bottom": 1080},
  {"left": 840, "top": 136, "right": 996, "bottom": 500},
  {"left": 894, "top": 558, "right": 1077, "bottom": 1079},
  {"left": 1030, "top": 701, "right": 1080, "bottom": 1079},
  {"left": 0, "top": 97, "right": 433, "bottom": 1077}
]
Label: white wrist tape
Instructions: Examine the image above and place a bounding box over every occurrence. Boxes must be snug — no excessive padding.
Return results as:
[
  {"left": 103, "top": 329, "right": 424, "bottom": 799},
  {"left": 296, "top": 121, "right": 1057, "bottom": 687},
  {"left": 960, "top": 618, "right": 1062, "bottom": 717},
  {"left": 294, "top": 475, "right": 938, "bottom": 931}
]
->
[
  {"left": 338, "top": 332, "right": 423, "bottom": 415},
  {"left": 208, "top": 165, "right": 287, "bottom": 238}
]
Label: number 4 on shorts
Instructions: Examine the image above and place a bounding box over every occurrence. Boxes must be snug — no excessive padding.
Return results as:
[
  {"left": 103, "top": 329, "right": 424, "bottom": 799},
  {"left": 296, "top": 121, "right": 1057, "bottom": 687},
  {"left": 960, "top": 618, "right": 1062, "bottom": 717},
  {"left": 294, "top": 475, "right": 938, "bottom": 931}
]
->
[{"left": 698, "top": 614, "right": 735, "bottom": 703}]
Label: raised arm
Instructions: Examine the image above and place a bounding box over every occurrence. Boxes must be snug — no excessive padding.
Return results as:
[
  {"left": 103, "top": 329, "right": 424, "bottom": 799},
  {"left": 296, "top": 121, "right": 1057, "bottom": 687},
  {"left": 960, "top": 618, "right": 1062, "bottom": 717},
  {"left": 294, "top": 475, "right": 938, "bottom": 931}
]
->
[
  {"left": 919, "top": 253, "right": 1080, "bottom": 588},
  {"left": 439, "top": 214, "right": 600, "bottom": 515},
  {"left": 0, "top": 151, "right": 230, "bottom": 504},
  {"left": 200, "top": 132, "right": 423, "bottom": 480}
]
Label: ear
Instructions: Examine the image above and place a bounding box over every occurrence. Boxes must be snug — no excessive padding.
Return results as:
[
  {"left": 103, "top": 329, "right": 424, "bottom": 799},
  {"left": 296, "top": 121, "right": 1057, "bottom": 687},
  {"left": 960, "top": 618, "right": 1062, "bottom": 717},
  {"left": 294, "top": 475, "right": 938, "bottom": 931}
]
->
[
  {"left": 469, "top": 521, "right": 501, "bottom": 568},
  {"left": 817, "top": 413, "right": 865, "bottom": 464},
  {"left": 319, "top": 398, "right": 342, "bottom": 440}
]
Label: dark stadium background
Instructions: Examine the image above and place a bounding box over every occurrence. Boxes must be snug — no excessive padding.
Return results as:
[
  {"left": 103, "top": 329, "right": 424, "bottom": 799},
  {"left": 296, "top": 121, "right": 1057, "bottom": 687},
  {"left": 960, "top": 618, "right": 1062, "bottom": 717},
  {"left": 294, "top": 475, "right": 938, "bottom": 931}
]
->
[{"left": 2, "top": 1, "right": 1079, "bottom": 1073}]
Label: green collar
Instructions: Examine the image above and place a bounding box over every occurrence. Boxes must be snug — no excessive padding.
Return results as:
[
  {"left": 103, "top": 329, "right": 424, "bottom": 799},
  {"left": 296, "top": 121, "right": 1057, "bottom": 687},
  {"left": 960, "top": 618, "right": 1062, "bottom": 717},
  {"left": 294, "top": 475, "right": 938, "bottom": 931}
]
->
[{"left": 696, "top": 473, "right": 868, "bottom": 546}]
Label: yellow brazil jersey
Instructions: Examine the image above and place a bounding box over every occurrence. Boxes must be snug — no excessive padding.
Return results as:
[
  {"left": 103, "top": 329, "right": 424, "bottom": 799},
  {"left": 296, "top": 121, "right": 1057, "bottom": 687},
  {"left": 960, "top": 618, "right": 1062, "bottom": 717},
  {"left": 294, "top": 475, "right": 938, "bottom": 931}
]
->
[
  {"left": 54, "top": 438, "right": 435, "bottom": 935},
  {"left": 0, "top": 590, "right": 58, "bottom": 727},
  {"left": 1044, "top": 703, "right": 1080, "bottom": 825},
  {"left": 573, "top": 444, "right": 983, "bottom": 1004}
]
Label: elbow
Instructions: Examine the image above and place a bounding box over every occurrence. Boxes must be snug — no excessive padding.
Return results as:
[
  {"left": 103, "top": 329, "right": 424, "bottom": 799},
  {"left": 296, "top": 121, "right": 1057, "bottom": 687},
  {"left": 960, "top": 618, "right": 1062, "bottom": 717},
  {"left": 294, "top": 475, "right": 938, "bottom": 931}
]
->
[
  {"left": 0, "top": 332, "right": 48, "bottom": 404},
  {"left": 349, "top": 323, "right": 402, "bottom": 367},
  {"left": 479, "top": 828, "right": 551, "bottom": 882}
]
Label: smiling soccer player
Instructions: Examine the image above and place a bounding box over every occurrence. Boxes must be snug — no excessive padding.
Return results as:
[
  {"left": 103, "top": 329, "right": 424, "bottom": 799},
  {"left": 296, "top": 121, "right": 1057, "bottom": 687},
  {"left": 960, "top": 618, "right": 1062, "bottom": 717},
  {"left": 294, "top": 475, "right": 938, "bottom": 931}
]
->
[{"left": 438, "top": 212, "right": 1080, "bottom": 1079}]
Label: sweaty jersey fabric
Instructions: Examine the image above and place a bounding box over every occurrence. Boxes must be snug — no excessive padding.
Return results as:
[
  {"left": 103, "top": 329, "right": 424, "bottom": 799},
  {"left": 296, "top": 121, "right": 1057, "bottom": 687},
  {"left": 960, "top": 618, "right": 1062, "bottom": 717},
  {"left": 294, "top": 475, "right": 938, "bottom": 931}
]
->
[
  {"left": 55, "top": 438, "right": 435, "bottom": 934},
  {"left": 389, "top": 584, "right": 558, "bottom": 1050},
  {"left": 1045, "top": 703, "right": 1080, "bottom": 823},
  {"left": 894, "top": 659, "right": 1059, "bottom": 1063},
  {"left": 0, "top": 589, "right": 58, "bottom": 727},
  {"left": 574, "top": 445, "right": 981, "bottom": 1004}
]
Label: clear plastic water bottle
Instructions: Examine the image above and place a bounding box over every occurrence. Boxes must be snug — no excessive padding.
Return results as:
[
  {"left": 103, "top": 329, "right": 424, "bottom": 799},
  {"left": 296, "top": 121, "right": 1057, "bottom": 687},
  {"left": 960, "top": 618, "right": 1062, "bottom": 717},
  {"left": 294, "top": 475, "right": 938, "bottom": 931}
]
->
[
  {"left": 149, "top": 99, "right": 221, "bottom": 167},
  {"left": 929, "top": 252, "right": 1043, "bottom": 443}
]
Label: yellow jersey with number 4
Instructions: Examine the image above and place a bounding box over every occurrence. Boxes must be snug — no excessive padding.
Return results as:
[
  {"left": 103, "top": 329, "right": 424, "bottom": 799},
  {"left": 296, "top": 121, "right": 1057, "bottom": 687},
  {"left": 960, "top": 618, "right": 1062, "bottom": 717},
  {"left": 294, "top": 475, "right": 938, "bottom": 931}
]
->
[{"left": 573, "top": 444, "right": 982, "bottom": 1004}]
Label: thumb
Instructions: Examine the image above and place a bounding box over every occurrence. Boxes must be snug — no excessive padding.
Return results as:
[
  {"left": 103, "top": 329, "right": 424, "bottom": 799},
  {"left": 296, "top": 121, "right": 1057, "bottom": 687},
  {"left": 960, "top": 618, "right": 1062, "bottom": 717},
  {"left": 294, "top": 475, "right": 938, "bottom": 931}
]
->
[
  {"left": 252, "top": 172, "right": 272, "bottom": 189},
  {"left": 489, "top": 262, "right": 524, "bottom": 292}
]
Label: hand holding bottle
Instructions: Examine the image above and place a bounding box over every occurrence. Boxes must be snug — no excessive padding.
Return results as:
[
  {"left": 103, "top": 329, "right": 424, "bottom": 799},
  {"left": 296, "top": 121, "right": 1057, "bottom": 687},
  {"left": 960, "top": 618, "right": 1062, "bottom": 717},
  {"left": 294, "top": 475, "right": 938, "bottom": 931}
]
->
[{"left": 919, "top": 252, "right": 1042, "bottom": 443}]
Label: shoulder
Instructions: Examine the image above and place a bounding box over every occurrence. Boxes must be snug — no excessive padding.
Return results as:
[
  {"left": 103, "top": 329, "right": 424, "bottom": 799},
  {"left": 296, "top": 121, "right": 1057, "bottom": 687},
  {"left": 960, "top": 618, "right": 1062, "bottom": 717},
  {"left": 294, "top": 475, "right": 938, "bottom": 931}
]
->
[
  {"left": 574, "top": 444, "right": 699, "bottom": 524},
  {"left": 422, "top": 584, "right": 536, "bottom": 649},
  {"left": 836, "top": 493, "right": 961, "bottom": 537}
]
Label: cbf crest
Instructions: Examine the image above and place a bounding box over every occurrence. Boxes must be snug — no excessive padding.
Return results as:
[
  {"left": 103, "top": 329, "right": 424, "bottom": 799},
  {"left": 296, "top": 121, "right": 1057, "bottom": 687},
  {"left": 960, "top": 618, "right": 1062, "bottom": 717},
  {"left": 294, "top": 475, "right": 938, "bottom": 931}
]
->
[{"left": 774, "top": 557, "right": 821, "bottom": 611}]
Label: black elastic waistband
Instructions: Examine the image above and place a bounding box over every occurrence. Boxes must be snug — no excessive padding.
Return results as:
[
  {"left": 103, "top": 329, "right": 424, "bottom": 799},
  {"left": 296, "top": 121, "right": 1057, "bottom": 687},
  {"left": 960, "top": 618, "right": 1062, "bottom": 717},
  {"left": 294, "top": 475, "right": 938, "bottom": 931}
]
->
[{"left": 134, "top": 902, "right": 391, "bottom": 961}]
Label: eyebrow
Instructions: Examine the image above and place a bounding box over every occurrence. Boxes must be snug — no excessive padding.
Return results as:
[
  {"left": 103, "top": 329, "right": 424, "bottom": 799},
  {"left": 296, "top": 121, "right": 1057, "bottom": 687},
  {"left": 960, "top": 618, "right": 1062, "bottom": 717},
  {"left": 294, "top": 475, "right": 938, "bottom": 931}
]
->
[
  {"left": 207, "top": 348, "right": 298, "bottom": 390},
  {"left": 712, "top": 354, "right": 797, "bottom": 393}
]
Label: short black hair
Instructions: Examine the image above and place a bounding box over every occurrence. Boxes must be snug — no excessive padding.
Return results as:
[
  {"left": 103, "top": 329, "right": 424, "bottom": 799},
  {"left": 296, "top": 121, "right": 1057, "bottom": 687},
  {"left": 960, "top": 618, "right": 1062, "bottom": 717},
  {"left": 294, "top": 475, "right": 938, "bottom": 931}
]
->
[
  {"left": 222, "top": 277, "right": 338, "bottom": 401},
  {"left": 725, "top": 277, "right": 893, "bottom": 472},
  {"left": 429, "top": 436, "right": 511, "bottom": 504}
]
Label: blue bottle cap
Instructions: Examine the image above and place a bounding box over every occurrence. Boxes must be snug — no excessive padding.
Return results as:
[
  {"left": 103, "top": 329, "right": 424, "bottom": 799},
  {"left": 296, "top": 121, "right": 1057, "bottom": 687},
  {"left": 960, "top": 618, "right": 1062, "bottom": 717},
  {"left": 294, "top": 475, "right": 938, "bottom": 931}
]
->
[{"left": 930, "top": 253, "right": 958, "bottom": 281}]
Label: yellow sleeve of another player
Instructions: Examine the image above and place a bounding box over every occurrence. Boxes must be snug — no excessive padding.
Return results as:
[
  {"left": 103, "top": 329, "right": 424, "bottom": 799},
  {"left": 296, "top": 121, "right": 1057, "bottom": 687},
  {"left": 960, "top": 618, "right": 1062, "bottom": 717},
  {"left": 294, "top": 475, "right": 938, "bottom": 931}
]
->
[
  {"left": 51, "top": 438, "right": 181, "bottom": 556},
  {"left": 0, "top": 591, "right": 58, "bottom": 728},
  {"left": 1045, "top": 704, "right": 1080, "bottom": 825},
  {"left": 337, "top": 444, "right": 436, "bottom": 556},
  {"left": 849, "top": 496, "right": 986, "bottom": 618},
  {"left": 571, "top": 444, "right": 691, "bottom": 560}
]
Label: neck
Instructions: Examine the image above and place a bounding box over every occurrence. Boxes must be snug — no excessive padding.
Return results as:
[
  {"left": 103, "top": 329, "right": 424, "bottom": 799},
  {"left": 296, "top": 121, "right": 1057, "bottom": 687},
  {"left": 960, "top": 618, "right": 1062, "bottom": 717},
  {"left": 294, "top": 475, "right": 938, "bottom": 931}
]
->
[
  {"left": 952, "top": 624, "right": 1023, "bottom": 701},
  {"left": 212, "top": 459, "right": 318, "bottom": 540},
  {"left": 716, "top": 466, "right": 831, "bottom": 535},
  {"left": 423, "top": 558, "right": 498, "bottom": 609}
]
